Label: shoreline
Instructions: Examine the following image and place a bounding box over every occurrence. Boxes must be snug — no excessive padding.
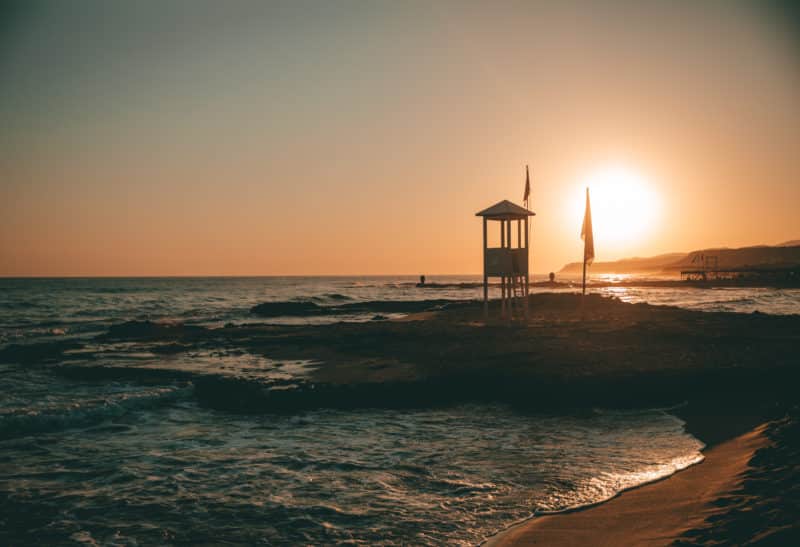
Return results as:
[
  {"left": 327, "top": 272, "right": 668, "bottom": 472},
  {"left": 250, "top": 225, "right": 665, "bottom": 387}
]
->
[
  {"left": 2, "top": 293, "right": 797, "bottom": 543},
  {"left": 484, "top": 416, "right": 772, "bottom": 546}
]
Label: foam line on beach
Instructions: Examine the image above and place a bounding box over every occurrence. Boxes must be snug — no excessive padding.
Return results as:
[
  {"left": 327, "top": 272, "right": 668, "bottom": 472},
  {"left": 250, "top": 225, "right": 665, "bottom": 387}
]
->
[
  {"left": 479, "top": 432, "right": 706, "bottom": 545},
  {"left": 483, "top": 419, "right": 775, "bottom": 547}
]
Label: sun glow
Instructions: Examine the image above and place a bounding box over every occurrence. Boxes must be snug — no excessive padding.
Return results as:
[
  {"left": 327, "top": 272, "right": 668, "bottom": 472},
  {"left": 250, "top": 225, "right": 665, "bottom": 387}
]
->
[{"left": 568, "top": 166, "right": 661, "bottom": 255}]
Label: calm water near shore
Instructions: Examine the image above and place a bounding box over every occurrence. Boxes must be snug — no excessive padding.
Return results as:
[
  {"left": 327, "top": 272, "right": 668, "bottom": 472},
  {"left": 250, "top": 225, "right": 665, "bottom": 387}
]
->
[{"left": 1, "top": 277, "right": 797, "bottom": 544}]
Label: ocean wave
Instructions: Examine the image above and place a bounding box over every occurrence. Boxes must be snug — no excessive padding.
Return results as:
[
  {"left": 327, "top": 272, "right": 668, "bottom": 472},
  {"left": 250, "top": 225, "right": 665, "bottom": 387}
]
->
[
  {"left": 535, "top": 451, "right": 705, "bottom": 515},
  {"left": 0, "top": 385, "right": 192, "bottom": 440},
  {"left": 1, "top": 300, "right": 47, "bottom": 310},
  {"left": 53, "top": 364, "right": 461, "bottom": 413},
  {"left": 100, "top": 320, "right": 208, "bottom": 341},
  {"left": 480, "top": 451, "right": 705, "bottom": 545},
  {"left": 412, "top": 282, "right": 486, "bottom": 289},
  {"left": 54, "top": 361, "right": 696, "bottom": 416},
  {"left": 320, "top": 293, "right": 353, "bottom": 301},
  {"left": 698, "top": 297, "right": 758, "bottom": 306},
  {"left": 253, "top": 301, "right": 328, "bottom": 317},
  {"left": 250, "top": 298, "right": 470, "bottom": 318}
]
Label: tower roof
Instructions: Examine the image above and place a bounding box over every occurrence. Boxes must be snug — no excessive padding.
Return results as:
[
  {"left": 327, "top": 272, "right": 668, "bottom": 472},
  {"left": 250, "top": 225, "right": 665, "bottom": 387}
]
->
[{"left": 475, "top": 200, "right": 535, "bottom": 219}]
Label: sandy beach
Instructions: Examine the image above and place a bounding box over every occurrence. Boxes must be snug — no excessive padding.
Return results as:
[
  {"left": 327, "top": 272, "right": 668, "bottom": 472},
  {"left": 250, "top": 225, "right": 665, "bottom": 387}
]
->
[
  {"left": 487, "top": 401, "right": 800, "bottom": 546},
  {"left": 486, "top": 422, "right": 771, "bottom": 546}
]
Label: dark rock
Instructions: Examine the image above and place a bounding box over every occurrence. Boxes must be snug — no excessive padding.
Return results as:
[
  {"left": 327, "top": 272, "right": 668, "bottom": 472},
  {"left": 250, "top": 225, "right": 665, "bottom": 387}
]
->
[{"left": 100, "top": 320, "right": 207, "bottom": 341}]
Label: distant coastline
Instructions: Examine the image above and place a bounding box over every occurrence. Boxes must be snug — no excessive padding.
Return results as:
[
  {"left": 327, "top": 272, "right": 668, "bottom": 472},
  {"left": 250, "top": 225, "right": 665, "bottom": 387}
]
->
[
  {"left": 559, "top": 241, "right": 800, "bottom": 276},
  {"left": 415, "top": 277, "right": 800, "bottom": 289}
]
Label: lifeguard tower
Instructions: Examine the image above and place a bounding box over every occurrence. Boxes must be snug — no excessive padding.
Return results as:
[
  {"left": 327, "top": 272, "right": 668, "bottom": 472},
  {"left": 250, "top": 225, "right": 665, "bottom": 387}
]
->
[{"left": 476, "top": 200, "right": 535, "bottom": 320}]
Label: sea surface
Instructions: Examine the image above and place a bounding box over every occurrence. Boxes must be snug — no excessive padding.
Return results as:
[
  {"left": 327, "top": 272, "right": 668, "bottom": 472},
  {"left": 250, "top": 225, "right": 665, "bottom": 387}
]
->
[{"left": 1, "top": 276, "right": 798, "bottom": 545}]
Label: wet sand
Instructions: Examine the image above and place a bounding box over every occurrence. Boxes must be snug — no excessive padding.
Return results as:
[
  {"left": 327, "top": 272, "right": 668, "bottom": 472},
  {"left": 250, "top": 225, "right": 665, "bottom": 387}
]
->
[{"left": 485, "top": 423, "right": 770, "bottom": 547}]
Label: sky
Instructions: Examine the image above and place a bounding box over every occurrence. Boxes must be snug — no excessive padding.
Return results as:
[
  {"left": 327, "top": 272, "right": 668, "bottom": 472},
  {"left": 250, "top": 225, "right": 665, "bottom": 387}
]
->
[{"left": 2, "top": 0, "right": 799, "bottom": 276}]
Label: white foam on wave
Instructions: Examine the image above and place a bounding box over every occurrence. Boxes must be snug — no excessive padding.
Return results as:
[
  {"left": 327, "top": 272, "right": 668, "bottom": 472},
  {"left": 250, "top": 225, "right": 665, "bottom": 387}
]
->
[
  {"left": 535, "top": 451, "right": 705, "bottom": 515},
  {"left": 479, "top": 414, "right": 706, "bottom": 545}
]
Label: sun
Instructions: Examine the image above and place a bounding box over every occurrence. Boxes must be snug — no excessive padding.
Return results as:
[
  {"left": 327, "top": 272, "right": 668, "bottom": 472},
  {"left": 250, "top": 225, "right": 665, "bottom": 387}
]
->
[{"left": 568, "top": 165, "right": 661, "bottom": 254}]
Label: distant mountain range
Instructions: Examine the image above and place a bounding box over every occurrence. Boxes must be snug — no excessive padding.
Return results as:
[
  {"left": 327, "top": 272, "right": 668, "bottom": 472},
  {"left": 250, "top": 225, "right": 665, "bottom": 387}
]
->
[{"left": 559, "top": 241, "right": 800, "bottom": 274}]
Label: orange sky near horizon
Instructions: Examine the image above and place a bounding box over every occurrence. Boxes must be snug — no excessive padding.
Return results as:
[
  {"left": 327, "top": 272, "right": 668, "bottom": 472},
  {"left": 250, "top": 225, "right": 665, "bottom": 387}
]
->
[{"left": 2, "top": 1, "right": 799, "bottom": 276}]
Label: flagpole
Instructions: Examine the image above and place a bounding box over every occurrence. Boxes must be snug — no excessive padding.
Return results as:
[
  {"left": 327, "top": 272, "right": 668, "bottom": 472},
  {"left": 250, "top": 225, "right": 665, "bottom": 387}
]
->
[
  {"left": 582, "top": 186, "right": 586, "bottom": 297},
  {"left": 582, "top": 251, "right": 587, "bottom": 296},
  {"left": 580, "top": 186, "right": 593, "bottom": 300}
]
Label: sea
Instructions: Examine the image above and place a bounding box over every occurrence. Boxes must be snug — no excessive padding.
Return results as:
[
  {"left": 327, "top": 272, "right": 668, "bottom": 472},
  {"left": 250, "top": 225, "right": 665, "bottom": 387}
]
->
[{"left": 1, "top": 276, "right": 798, "bottom": 545}]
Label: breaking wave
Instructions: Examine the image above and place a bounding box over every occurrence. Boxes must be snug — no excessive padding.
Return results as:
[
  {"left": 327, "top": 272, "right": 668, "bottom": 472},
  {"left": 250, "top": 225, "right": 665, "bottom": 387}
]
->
[{"left": 0, "top": 385, "right": 192, "bottom": 440}]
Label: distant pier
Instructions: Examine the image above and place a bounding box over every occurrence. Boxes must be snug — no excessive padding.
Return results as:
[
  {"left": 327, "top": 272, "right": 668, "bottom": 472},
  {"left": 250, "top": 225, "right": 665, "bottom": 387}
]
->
[{"left": 680, "top": 266, "right": 799, "bottom": 283}]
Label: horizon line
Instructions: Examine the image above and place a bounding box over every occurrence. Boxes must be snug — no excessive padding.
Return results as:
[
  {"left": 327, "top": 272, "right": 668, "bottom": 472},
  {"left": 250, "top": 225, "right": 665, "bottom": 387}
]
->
[{"left": 0, "top": 272, "right": 579, "bottom": 279}]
